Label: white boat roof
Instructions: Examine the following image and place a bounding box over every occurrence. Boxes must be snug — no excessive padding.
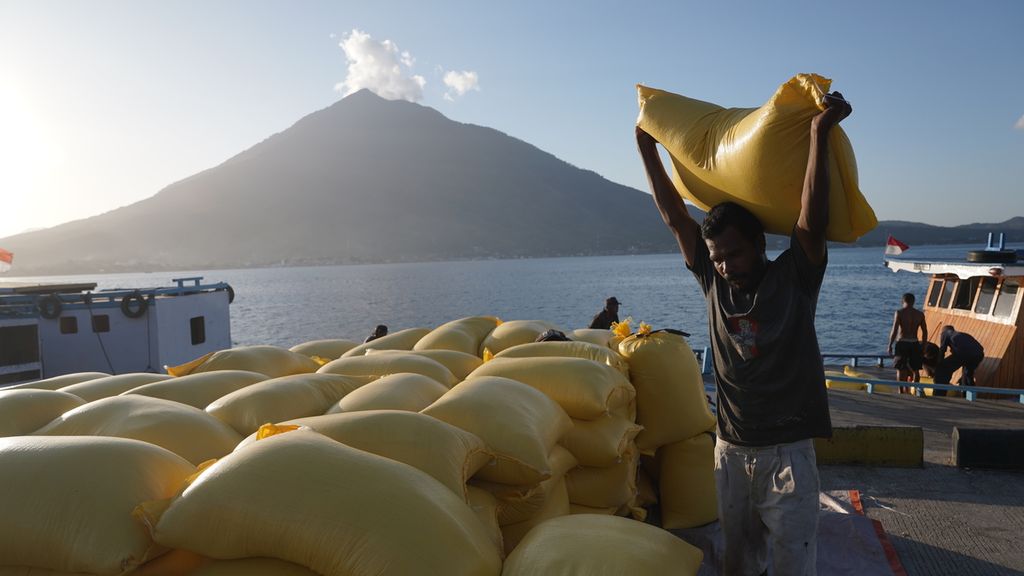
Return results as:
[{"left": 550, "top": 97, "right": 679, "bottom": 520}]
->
[{"left": 885, "top": 259, "right": 1024, "bottom": 280}]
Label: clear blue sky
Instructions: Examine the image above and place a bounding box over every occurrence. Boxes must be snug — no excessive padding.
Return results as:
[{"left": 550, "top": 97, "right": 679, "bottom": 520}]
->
[{"left": 1, "top": 0, "right": 1021, "bottom": 240}]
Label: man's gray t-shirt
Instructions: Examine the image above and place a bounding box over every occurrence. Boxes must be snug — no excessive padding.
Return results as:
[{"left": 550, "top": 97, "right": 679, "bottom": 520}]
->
[{"left": 689, "top": 231, "right": 831, "bottom": 446}]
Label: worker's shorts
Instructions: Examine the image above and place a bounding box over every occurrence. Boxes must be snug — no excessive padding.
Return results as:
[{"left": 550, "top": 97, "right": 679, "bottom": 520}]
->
[
  {"left": 715, "top": 437, "right": 820, "bottom": 576},
  {"left": 893, "top": 340, "right": 923, "bottom": 371}
]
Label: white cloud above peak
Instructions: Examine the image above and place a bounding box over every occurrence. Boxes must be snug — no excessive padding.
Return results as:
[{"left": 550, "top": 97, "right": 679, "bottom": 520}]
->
[
  {"left": 335, "top": 29, "right": 425, "bottom": 102},
  {"left": 1015, "top": 114, "right": 1024, "bottom": 130},
  {"left": 443, "top": 70, "right": 480, "bottom": 101}
]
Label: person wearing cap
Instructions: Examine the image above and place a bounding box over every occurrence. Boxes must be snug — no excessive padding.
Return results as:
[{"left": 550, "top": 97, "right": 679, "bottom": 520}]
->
[
  {"left": 588, "top": 297, "right": 621, "bottom": 330},
  {"left": 364, "top": 324, "right": 388, "bottom": 343}
]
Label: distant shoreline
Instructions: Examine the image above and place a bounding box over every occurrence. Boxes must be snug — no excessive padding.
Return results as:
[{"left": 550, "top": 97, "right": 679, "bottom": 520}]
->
[{"left": 3, "top": 241, "right": 1020, "bottom": 279}]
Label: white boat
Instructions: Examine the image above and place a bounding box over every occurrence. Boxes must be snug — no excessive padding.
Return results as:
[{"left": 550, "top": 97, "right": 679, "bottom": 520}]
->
[{"left": 0, "top": 276, "right": 233, "bottom": 387}]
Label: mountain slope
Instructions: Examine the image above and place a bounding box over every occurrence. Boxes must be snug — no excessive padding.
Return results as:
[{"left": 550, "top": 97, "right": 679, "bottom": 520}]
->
[{"left": 1, "top": 90, "right": 677, "bottom": 275}]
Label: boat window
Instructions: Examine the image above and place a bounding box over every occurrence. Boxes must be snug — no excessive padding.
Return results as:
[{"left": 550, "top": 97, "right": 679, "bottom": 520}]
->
[
  {"left": 993, "top": 280, "right": 1019, "bottom": 318},
  {"left": 938, "top": 278, "right": 956, "bottom": 308},
  {"left": 59, "top": 317, "right": 78, "bottom": 334},
  {"left": 91, "top": 315, "right": 110, "bottom": 333},
  {"left": 973, "top": 277, "right": 998, "bottom": 315},
  {"left": 190, "top": 316, "right": 206, "bottom": 345},
  {"left": 0, "top": 325, "right": 39, "bottom": 366},
  {"left": 952, "top": 278, "right": 980, "bottom": 310},
  {"left": 926, "top": 278, "right": 943, "bottom": 307}
]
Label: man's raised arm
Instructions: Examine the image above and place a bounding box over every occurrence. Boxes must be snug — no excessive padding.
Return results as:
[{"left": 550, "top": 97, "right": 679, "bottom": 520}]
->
[
  {"left": 795, "top": 92, "right": 853, "bottom": 265},
  {"left": 636, "top": 126, "right": 700, "bottom": 267}
]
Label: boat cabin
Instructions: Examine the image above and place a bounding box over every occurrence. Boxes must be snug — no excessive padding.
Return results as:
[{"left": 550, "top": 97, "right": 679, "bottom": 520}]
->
[
  {"left": 886, "top": 236, "right": 1022, "bottom": 390},
  {"left": 0, "top": 277, "right": 233, "bottom": 387}
]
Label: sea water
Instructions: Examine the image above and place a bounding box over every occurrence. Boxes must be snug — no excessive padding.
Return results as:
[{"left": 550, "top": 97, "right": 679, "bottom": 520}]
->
[{"left": 7, "top": 243, "right": 1018, "bottom": 355}]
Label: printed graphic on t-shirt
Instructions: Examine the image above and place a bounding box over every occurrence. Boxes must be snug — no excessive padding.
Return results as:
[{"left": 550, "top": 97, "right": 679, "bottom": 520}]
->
[{"left": 726, "top": 316, "right": 760, "bottom": 359}]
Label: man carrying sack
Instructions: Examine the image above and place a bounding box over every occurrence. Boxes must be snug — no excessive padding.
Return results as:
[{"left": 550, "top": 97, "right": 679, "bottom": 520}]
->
[{"left": 636, "top": 89, "right": 852, "bottom": 575}]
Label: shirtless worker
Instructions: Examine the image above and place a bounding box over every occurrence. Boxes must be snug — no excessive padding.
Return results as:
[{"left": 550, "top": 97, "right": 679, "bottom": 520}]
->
[
  {"left": 887, "top": 292, "right": 928, "bottom": 392},
  {"left": 637, "top": 92, "right": 852, "bottom": 576}
]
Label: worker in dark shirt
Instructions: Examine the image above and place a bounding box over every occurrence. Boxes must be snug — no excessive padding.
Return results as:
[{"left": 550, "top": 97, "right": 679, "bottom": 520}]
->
[
  {"left": 638, "top": 90, "right": 852, "bottom": 575},
  {"left": 588, "top": 297, "right": 621, "bottom": 329},
  {"left": 364, "top": 324, "right": 388, "bottom": 343},
  {"left": 936, "top": 325, "right": 985, "bottom": 388}
]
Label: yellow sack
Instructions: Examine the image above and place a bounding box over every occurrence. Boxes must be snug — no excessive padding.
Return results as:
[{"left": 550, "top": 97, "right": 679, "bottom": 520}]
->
[
  {"left": 568, "top": 503, "right": 618, "bottom": 515},
  {"left": 480, "top": 319, "right": 562, "bottom": 356},
  {"left": 167, "top": 346, "right": 320, "bottom": 378},
  {"left": 636, "top": 74, "right": 876, "bottom": 242},
  {"left": 340, "top": 327, "right": 431, "bottom": 357},
  {"left": 568, "top": 329, "right": 617, "bottom": 349},
  {"left": 365, "top": 348, "right": 483, "bottom": 380},
  {"left": 502, "top": 514, "right": 703, "bottom": 576},
  {"left": 0, "top": 389, "right": 85, "bottom": 437},
  {"left": 414, "top": 316, "right": 501, "bottom": 356},
  {"left": 190, "top": 557, "right": 321, "bottom": 576},
  {"left": 140, "top": 430, "right": 501, "bottom": 576},
  {"left": 326, "top": 372, "right": 449, "bottom": 413},
  {"left": 618, "top": 331, "right": 715, "bottom": 452},
  {"left": 288, "top": 338, "right": 360, "bottom": 361},
  {"left": 658, "top": 433, "right": 718, "bottom": 529},
  {"left": 472, "top": 445, "right": 577, "bottom": 526},
  {"left": 235, "top": 410, "right": 492, "bottom": 501},
  {"left": 58, "top": 373, "right": 173, "bottom": 403},
  {"left": 2, "top": 371, "right": 109, "bottom": 391},
  {"left": 466, "top": 486, "right": 505, "bottom": 556},
  {"left": 423, "top": 376, "right": 572, "bottom": 486},
  {"left": 122, "top": 370, "right": 267, "bottom": 409},
  {"left": 495, "top": 340, "right": 630, "bottom": 377},
  {"left": 467, "top": 357, "right": 634, "bottom": 420},
  {"left": 34, "top": 396, "right": 242, "bottom": 465},
  {"left": 0, "top": 436, "right": 194, "bottom": 575},
  {"left": 206, "top": 373, "right": 368, "bottom": 436},
  {"left": 825, "top": 369, "right": 865, "bottom": 391},
  {"left": 565, "top": 444, "right": 638, "bottom": 509},
  {"left": 499, "top": 476, "right": 571, "bottom": 556},
  {"left": 317, "top": 353, "right": 457, "bottom": 388},
  {"left": 562, "top": 414, "right": 642, "bottom": 468},
  {"left": 844, "top": 365, "right": 897, "bottom": 393}
]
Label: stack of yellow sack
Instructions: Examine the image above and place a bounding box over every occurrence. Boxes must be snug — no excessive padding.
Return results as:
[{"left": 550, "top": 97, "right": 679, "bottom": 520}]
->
[
  {"left": 618, "top": 330, "right": 719, "bottom": 529},
  {"left": 1, "top": 315, "right": 713, "bottom": 574},
  {"left": 466, "top": 345, "right": 642, "bottom": 538},
  {"left": 422, "top": 376, "right": 574, "bottom": 556}
]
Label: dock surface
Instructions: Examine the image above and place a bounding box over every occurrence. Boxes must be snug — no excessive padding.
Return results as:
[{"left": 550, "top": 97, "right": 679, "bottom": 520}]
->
[
  {"left": 813, "top": 385, "right": 1024, "bottom": 574},
  {"left": 824, "top": 389, "right": 1024, "bottom": 575}
]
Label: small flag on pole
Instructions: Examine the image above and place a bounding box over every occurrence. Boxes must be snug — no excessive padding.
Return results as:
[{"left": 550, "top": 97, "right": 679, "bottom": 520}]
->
[
  {"left": 885, "top": 235, "right": 909, "bottom": 256},
  {"left": 0, "top": 248, "right": 12, "bottom": 273}
]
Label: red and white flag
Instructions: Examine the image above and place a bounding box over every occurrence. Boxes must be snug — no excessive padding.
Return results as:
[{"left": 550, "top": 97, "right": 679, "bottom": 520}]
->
[
  {"left": 0, "top": 248, "right": 12, "bottom": 273},
  {"left": 885, "top": 235, "right": 909, "bottom": 256}
]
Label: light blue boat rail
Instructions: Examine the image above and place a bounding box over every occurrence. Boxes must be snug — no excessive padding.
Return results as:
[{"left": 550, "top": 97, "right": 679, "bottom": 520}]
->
[
  {"left": 824, "top": 374, "right": 1024, "bottom": 404},
  {"left": 696, "top": 347, "right": 1023, "bottom": 404}
]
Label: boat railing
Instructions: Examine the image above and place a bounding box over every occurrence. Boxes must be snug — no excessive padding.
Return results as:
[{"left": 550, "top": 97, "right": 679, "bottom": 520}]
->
[
  {"left": 0, "top": 279, "right": 232, "bottom": 318},
  {"left": 821, "top": 353, "right": 890, "bottom": 368},
  {"left": 824, "top": 374, "right": 1024, "bottom": 404}
]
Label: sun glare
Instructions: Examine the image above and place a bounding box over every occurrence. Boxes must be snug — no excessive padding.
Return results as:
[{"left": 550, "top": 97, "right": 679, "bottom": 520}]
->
[{"left": 0, "top": 82, "right": 59, "bottom": 237}]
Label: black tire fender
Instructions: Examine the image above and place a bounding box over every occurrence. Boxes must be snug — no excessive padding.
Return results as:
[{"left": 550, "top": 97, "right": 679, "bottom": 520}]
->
[
  {"left": 966, "top": 250, "right": 1017, "bottom": 264},
  {"left": 121, "top": 290, "right": 149, "bottom": 318},
  {"left": 37, "top": 294, "right": 62, "bottom": 319}
]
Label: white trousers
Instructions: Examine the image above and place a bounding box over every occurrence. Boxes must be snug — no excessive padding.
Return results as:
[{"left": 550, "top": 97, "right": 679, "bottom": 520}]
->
[{"left": 714, "top": 437, "right": 820, "bottom": 576}]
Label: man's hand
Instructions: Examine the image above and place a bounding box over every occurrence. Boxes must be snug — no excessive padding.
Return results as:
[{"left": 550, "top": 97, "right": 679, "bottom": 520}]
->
[{"left": 812, "top": 91, "right": 853, "bottom": 133}]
